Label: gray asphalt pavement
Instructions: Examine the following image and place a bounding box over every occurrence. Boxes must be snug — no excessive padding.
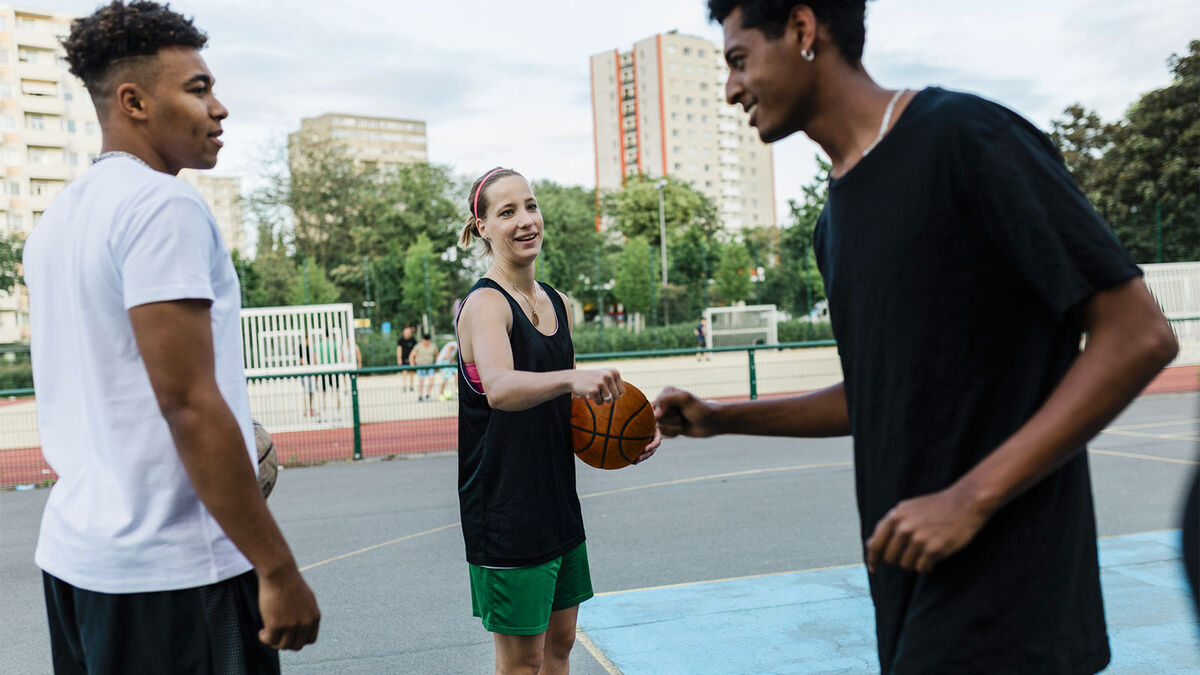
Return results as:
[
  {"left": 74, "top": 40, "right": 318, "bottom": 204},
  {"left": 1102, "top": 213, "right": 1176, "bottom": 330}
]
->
[{"left": 1, "top": 392, "right": 1196, "bottom": 673}]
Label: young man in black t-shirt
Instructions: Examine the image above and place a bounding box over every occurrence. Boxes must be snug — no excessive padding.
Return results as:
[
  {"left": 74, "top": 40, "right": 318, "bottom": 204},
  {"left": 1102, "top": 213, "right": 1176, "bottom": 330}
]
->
[
  {"left": 396, "top": 324, "right": 417, "bottom": 392},
  {"left": 654, "top": 2, "right": 1179, "bottom": 672}
]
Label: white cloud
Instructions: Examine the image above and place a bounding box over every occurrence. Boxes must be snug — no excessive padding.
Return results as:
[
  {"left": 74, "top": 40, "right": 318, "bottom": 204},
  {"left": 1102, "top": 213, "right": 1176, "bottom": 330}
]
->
[{"left": 18, "top": 0, "right": 1197, "bottom": 225}]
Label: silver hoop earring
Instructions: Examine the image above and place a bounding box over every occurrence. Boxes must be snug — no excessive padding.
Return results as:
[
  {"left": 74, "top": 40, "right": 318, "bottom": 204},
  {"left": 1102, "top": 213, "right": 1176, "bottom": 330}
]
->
[{"left": 801, "top": 47, "right": 815, "bottom": 62}]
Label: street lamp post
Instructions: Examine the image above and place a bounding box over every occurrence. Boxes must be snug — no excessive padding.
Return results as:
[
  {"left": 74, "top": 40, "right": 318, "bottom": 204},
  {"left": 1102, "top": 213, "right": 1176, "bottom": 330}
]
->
[{"left": 654, "top": 179, "right": 669, "bottom": 326}]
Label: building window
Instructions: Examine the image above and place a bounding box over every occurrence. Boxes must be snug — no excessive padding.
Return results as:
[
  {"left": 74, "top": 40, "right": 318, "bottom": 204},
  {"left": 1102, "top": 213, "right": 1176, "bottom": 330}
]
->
[
  {"left": 66, "top": 152, "right": 78, "bottom": 165},
  {"left": 63, "top": 90, "right": 73, "bottom": 102},
  {"left": 65, "top": 120, "right": 76, "bottom": 133},
  {"left": 27, "top": 114, "right": 45, "bottom": 131},
  {"left": 0, "top": 49, "right": 8, "bottom": 64},
  {"left": 674, "top": 163, "right": 682, "bottom": 170},
  {"left": 686, "top": 97, "right": 693, "bottom": 105},
  {"left": 17, "top": 47, "right": 36, "bottom": 64},
  {"left": 7, "top": 214, "right": 22, "bottom": 232},
  {"left": 698, "top": 49, "right": 706, "bottom": 58},
  {"left": 686, "top": 114, "right": 694, "bottom": 122},
  {"left": 672, "top": 130, "right": 679, "bottom": 137},
  {"left": 5, "top": 182, "right": 19, "bottom": 196},
  {"left": 0, "top": 115, "right": 13, "bottom": 131},
  {"left": 86, "top": 122, "right": 98, "bottom": 135},
  {"left": 683, "top": 47, "right": 691, "bottom": 55}
]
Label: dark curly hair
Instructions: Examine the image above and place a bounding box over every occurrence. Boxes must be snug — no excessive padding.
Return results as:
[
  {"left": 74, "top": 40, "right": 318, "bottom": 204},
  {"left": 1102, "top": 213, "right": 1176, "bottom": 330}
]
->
[
  {"left": 708, "top": 1, "right": 868, "bottom": 64},
  {"left": 61, "top": 1, "right": 207, "bottom": 109}
]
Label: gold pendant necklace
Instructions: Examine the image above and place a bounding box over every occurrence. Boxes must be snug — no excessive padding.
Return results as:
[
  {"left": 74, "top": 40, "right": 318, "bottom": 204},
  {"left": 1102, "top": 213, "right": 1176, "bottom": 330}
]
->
[{"left": 492, "top": 267, "right": 540, "bottom": 327}]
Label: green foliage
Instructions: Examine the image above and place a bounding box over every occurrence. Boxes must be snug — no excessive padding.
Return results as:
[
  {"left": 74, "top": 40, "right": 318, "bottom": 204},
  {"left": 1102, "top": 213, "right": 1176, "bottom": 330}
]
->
[
  {"left": 778, "top": 319, "right": 834, "bottom": 342},
  {"left": 401, "top": 235, "right": 452, "bottom": 329},
  {"left": 669, "top": 227, "right": 720, "bottom": 313},
  {"left": 532, "top": 180, "right": 606, "bottom": 298},
  {"left": 288, "top": 260, "right": 341, "bottom": 305},
  {"left": 1050, "top": 40, "right": 1199, "bottom": 262},
  {"left": 613, "top": 236, "right": 653, "bottom": 315},
  {"left": 245, "top": 251, "right": 298, "bottom": 307},
  {"left": 761, "top": 156, "right": 829, "bottom": 315},
  {"left": 355, "top": 330, "right": 402, "bottom": 368},
  {"left": 602, "top": 175, "right": 721, "bottom": 245},
  {"left": 0, "top": 231, "right": 22, "bottom": 294},
  {"left": 0, "top": 363, "right": 33, "bottom": 390},
  {"left": 714, "top": 243, "right": 753, "bottom": 304},
  {"left": 571, "top": 322, "right": 699, "bottom": 355}
]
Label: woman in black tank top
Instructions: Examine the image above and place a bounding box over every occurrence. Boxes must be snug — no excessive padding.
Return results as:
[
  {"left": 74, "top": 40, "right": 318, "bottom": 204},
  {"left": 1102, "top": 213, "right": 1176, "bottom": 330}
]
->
[{"left": 455, "top": 168, "right": 659, "bottom": 673}]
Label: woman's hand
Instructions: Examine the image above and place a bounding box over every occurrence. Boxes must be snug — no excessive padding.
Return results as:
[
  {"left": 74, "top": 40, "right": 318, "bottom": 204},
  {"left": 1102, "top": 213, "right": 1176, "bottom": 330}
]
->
[{"left": 570, "top": 368, "right": 624, "bottom": 405}]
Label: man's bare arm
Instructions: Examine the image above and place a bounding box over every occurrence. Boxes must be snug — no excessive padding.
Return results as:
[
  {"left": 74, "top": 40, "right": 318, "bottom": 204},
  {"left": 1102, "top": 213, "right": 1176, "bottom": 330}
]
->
[
  {"left": 654, "top": 382, "right": 850, "bottom": 439},
  {"left": 129, "top": 299, "right": 320, "bottom": 650},
  {"left": 866, "top": 277, "right": 1178, "bottom": 573}
]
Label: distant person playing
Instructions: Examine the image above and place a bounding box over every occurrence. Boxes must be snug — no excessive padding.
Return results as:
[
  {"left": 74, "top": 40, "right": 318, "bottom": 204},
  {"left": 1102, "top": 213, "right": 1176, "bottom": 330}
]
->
[
  {"left": 695, "top": 317, "right": 709, "bottom": 361},
  {"left": 655, "top": 2, "right": 1177, "bottom": 672},
  {"left": 22, "top": 3, "right": 320, "bottom": 672},
  {"left": 409, "top": 333, "right": 437, "bottom": 401},
  {"left": 435, "top": 340, "right": 459, "bottom": 401},
  {"left": 396, "top": 324, "right": 417, "bottom": 392},
  {"left": 456, "top": 167, "right": 659, "bottom": 675}
]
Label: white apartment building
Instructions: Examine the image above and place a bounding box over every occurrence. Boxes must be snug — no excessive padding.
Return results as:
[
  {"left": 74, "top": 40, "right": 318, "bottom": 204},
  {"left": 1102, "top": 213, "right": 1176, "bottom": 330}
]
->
[
  {"left": 0, "top": 5, "right": 101, "bottom": 343},
  {"left": 288, "top": 113, "right": 428, "bottom": 171},
  {"left": 179, "top": 170, "right": 245, "bottom": 255},
  {"left": 590, "top": 31, "right": 776, "bottom": 232},
  {"left": 0, "top": 5, "right": 250, "bottom": 343}
]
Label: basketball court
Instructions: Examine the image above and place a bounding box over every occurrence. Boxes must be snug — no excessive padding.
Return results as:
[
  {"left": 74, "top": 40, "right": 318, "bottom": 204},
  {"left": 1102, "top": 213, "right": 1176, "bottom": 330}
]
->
[{"left": 1, "top": 391, "right": 1196, "bottom": 673}]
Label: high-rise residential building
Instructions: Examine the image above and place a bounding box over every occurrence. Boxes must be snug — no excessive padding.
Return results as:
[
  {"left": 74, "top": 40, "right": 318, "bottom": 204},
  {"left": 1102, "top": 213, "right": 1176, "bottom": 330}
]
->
[
  {"left": 288, "top": 113, "right": 428, "bottom": 171},
  {"left": 590, "top": 31, "right": 775, "bottom": 232},
  {"left": 179, "top": 170, "right": 245, "bottom": 255},
  {"left": 0, "top": 5, "right": 247, "bottom": 343},
  {"left": 0, "top": 5, "right": 101, "bottom": 343}
]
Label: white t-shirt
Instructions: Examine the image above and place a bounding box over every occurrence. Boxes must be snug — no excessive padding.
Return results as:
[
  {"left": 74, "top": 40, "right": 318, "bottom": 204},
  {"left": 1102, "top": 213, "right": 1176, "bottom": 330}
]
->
[{"left": 23, "top": 157, "right": 255, "bottom": 593}]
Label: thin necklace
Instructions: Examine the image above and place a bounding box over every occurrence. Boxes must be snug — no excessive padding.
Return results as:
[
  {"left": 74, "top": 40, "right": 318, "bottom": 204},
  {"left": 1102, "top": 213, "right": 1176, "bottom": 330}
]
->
[
  {"left": 93, "top": 150, "right": 152, "bottom": 170},
  {"left": 861, "top": 89, "right": 906, "bottom": 157},
  {"left": 491, "top": 267, "right": 541, "bottom": 328}
]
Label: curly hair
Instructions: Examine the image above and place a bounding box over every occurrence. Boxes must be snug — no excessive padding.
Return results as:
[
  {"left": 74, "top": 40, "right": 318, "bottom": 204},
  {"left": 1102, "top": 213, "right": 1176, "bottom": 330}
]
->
[
  {"left": 707, "top": 1, "right": 869, "bottom": 64},
  {"left": 61, "top": 1, "right": 207, "bottom": 106}
]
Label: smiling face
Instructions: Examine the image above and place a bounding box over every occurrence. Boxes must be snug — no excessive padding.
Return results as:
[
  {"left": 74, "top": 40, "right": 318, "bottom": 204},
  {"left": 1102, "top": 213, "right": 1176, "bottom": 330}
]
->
[
  {"left": 141, "top": 46, "right": 228, "bottom": 173},
  {"left": 722, "top": 6, "right": 816, "bottom": 144},
  {"left": 475, "top": 175, "right": 543, "bottom": 266}
]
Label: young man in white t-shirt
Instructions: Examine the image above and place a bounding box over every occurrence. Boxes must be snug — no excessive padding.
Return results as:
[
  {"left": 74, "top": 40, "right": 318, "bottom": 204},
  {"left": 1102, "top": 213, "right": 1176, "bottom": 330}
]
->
[{"left": 22, "top": 3, "right": 320, "bottom": 672}]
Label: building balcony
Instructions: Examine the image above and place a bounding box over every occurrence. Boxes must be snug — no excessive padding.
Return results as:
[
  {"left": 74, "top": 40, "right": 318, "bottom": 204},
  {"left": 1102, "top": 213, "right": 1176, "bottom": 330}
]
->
[
  {"left": 19, "top": 94, "right": 64, "bottom": 115},
  {"left": 27, "top": 193, "right": 55, "bottom": 212},
  {"left": 13, "top": 62, "right": 63, "bottom": 83},
  {"left": 22, "top": 129, "right": 68, "bottom": 147},
  {"left": 23, "top": 162, "right": 73, "bottom": 180},
  {"left": 722, "top": 186, "right": 742, "bottom": 198},
  {"left": 14, "top": 27, "right": 61, "bottom": 51}
]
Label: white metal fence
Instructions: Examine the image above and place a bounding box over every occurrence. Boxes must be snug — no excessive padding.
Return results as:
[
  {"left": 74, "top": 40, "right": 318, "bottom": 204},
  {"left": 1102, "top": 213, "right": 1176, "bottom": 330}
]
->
[
  {"left": 240, "top": 304, "right": 357, "bottom": 431},
  {"left": 1143, "top": 262, "right": 1200, "bottom": 365}
]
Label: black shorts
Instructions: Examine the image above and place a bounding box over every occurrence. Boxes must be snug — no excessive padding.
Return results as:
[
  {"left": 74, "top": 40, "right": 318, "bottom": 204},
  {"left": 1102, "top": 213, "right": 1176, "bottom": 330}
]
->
[{"left": 43, "top": 570, "right": 279, "bottom": 675}]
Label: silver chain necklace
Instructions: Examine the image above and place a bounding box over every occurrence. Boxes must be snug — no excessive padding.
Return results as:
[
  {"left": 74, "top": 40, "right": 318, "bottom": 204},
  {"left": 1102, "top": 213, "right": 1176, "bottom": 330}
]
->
[
  {"left": 861, "top": 89, "right": 907, "bottom": 157},
  {"left": 92, "top": 151, "right": 152, "bottom": 170}
]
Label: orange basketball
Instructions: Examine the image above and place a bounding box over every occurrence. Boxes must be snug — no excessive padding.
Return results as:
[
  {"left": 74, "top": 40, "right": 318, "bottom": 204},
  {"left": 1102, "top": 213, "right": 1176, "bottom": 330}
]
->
[{"left": 571, "top": 382, "right": 656, "bottom": 470}]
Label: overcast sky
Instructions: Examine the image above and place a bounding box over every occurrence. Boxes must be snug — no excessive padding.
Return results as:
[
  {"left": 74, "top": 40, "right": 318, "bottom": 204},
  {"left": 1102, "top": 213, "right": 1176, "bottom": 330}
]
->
[{"left": 18, "top": 0, "right": 1198, "bottom": 225}]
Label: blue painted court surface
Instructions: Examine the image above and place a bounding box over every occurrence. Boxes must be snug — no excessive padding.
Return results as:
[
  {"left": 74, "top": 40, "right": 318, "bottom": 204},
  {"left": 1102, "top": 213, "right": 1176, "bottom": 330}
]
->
[{"left": 580, "top": 530, "right": 1200, "bottom": 674}]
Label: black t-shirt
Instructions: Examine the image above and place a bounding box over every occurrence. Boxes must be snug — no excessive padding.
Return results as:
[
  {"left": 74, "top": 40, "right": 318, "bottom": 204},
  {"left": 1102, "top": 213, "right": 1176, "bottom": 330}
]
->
[
  {"left": 813, "top": 88, "right": 1139, "bottom": 673},
  {"left": 457, "top": 279, "right": 584, "bottom": 567},
  {"left": 397, "top": 335, "right": 416, "bottom": 361}
]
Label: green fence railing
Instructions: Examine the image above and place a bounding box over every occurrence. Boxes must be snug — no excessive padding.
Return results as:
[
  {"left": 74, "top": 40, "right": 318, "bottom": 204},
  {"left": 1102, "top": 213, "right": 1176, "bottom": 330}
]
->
[{"left": 0, "top": 341, "right": 845, "bottom": 487}]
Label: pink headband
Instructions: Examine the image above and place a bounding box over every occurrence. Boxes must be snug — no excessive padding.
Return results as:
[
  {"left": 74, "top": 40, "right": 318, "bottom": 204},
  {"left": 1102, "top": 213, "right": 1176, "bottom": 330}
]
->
[{"left": 472, "top": 168, "right": 506, "bottom": 220}]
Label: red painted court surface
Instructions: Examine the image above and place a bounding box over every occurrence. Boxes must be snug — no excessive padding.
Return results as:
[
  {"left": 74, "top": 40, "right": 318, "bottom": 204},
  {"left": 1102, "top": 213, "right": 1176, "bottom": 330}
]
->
[{"left": 2, "top": 365, "right": 1197, "bottom": 488}]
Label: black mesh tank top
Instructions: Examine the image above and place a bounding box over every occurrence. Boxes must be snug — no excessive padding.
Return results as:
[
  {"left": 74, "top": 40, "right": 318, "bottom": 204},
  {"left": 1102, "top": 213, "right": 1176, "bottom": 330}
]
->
[{"left": 457, "top": 278, "right": 584, "bottom": 567}]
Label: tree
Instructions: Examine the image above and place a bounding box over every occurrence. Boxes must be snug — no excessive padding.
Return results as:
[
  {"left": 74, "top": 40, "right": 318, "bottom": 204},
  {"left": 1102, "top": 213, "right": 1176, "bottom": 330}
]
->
[
  {"left": 769, "top": 156, "right": 829, "bottom": 315},
  {"left": 532, "top": 180, "right": 604, "bottom": 299},
  {"left": 602, "top": 175, "right": 721, "bottom": 245},
  {"left": 669, "top": 227, "right": 720, "bottom": 315},
  {"left": 714, "top": 243, "right": 753, "bottom": 304},
  {"left": 613, "top": 236, "right": 653, "bottom": 320},
  {"left": 245, "top": 250, "right": 298, "bottom": 308},
  {"left": 0, "top": 232, "right": 21, "bottom": 295},
  {"left": 1050, "top": 40, "right": 1199, "bottom": 262},
  {"left": 401, "top": 234, "right": 452, "bottom": 330},
  {"left": 287, "top": 259, "right": 341, "bottom": 306}
]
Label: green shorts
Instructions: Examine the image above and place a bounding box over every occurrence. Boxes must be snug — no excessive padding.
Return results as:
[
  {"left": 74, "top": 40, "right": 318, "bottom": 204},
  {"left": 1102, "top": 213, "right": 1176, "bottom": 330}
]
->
[{"left": 469, "top": 541, "right": 594, "bottom": 636}]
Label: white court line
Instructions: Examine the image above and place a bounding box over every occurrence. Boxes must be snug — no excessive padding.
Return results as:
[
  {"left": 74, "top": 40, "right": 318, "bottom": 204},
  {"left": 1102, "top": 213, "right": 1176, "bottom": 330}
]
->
[
  {"left": 1099, "top": 429, "right": 1200, "bottom": 442},
  {"left": 296, "top": 461, "right": 854, "bottom": 571},
  {"left": 577, "top": 629, "right": 623, "bottom": 675},
  {"left": 1104, "top": 418, "right": 1199, "bottom": 432},
  {"left": 1088, "top": 448, "right": 1198, "bottom": 465}
]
